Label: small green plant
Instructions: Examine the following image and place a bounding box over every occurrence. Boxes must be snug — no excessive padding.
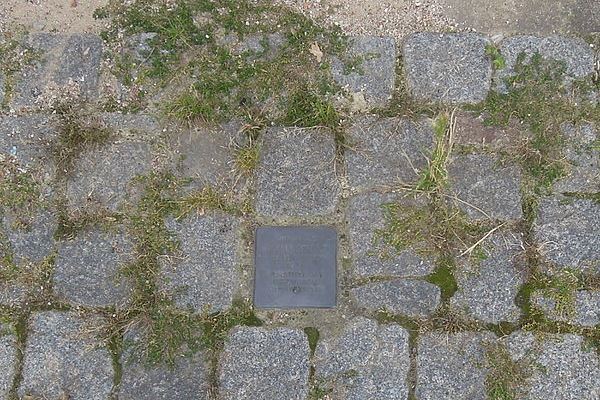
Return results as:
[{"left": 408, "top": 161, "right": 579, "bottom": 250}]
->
[
  {"left": 542, "top": 269, "right": 580, "bottom": 318},
  {"left": 484, "top": 342, "right": 531, "bottom": 400},
  {"left": 485, "top": 44, "right": 506, "bottom": 70},
  {"left": 416, "top": 112, "right": 453, "bottom": 193},
  {"left": 283, "top": 88, "right": 340, "bottom": 128}
]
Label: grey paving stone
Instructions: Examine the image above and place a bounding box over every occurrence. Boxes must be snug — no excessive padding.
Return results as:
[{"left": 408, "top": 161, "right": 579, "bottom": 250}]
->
[
  {"left": 351, "top": 279, "right": 440, "bottom": 318},
  {"left": 67, "top": 140, "right": 153, "bottom": 212},
  {"left": 416, "top": 332, "right": 495, "bottom": 400},
  {"left": 12, "top": 33, "right": 103, "bottom": 108},
  {"left": 0, "top": 73, "right": 5, "bottom": 106},
  {"left": 454, "top": 111, "right": 527, "bottom": 151},
  {"left": 504, "top": 332, "right": 600, "bottom": 399},
  {"left": 3, "top": 209, "right": 57, "bottom": 264},
  {"left": 0, "top": 324, "right": 17, "bottom": 399},
  {"left": 314, "top": 317, "right": 410, "bottom": 400},
  {"left": 119, "top": 328, "right": 211, "bottom": 400},
  {"left": 255, "top": 127, "right": 339, "bottom": 217},
  {"left": 331, "top": 36, "right": 397, "bottom": 107},
  {"left": 403, "top": 33, "right": 492, "bottom": 104},
  {"left": 0, "top": 282, "right": 26, "bottom": 307},
  {"left": 533, "top": 196, "right": 600, "bottom": 272},
  {"left": 160, "top": 213, "right": 239, "bottom": 313},
  {"left": 102, "top": 113, "right": 162, "bottom": 139},
  {"left": 228, "top": 33, "right": 285, "bottom": 61},
  {"left": 451, "top": 230, "right": 525, "bottom": 323},
  {"left": 0, "top": 114, "right": 57, "bottom": 185},
  {"left": 496, "top": 36, "right": 595, "bottom": 92},
  {"left": 345, "top": 116, "right": 433, "bottom": 189},
  {"left": 19, "top": 311, "right": 114, "bottom": 400},
  {"left": 218, "top": 327, "right": 310, "bottom": 400},
  {"left": 54, "top": 227, "right": 133, "bottom": 307},
  {"left": 347, "top": 191, "right": 435, "bottom": 279},
  {"left": 531, "top": 290, "right": 600, "bottom": 327},
  {"left": 553, "top": 122, "right": 600, "bottom": 193},
  {"left": 170, "top": 125, "right": 240, "bottom": 188},
  {"left": 448, "top": 154, "right": 522, "bottom": 221}
]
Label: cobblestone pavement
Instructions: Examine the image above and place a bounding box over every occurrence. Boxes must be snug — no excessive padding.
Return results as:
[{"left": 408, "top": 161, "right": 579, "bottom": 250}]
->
[{"left": 0, "top": 8, "right": 599, "bottom": 400}]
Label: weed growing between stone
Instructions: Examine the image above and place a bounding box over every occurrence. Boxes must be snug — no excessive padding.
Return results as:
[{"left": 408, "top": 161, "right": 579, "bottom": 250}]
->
[
  {"left": 485, "top": 44, "right": 506, "bottom": 70},
  {"left": 469, "top": 51, "right": 600, "bottom": 349},
  {"left": 91, "top": 171, "right": 259, "bottom": 373},
  {"left": 51, "top": 101, "right": 112, "bottom": 177},
  {"left": 373, "top": 56, "right": 443, "bottom": 118},
  {"left": 416, "top": 112, "right": 454, "bottom": 192},
  {"left": 484, "top": 341, "right": 531, "bottom": 400},
  {"left": 472, "top": 53, "right": 600, "bottom": 195},
  {"left": 96, "top": 0, "right": 348, "bottom": 125}
]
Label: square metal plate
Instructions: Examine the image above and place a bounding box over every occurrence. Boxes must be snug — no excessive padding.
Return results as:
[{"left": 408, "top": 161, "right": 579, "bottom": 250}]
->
[{"left": 254, "top": 226, "right": 337, "bottom": 308}]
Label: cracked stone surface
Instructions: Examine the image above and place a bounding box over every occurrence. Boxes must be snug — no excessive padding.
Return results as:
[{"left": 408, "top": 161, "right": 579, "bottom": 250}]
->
[
  {"left": 18, "top": 311, "right": 114, "bottom": 400},
  {"left": 54, "top": 227, "right": 133, "bottom": 307},
  {"left": 314, "top": 317, "right": 410, "bottom": 399},
  {"left": 160, "top": 213, "right": 239, "bottom": 313},
  {"left": 404, "top": 33, "right": 492, "bottom": 104},
  {"left": 533, "top": 196, "right": 600, "bottom": 272},
  {"left": 451, "top": 230, "right": 525, "bottom": 323},
  {"left": 345, "top": 116, "right": 433, "bottom": 189},
  {"left": 351, "top": 279, "right": 441, "bottom": 318},
  {"left": 553, "top": 122, "right": 600, "bottom": 193},
  {"left": 416, "top": 332, "right": 495, "bottom": 400},
  {"left": 331, "top": 36, "right": 397, "bottom": 107},
  {"left": 255, "top": 127, "right": 339, "bottom": 217},
  {"left": 3, "top": 209, "right": 57, "bottom": 264},
  {"left": 218, "top": 327, "right": 310, "bottom": 400},
  {"left": 347, "top": 191, "right": 435, "bottom": 279},
  {"left": 0, "top": 325, "right": 17, "bottom": 399},
  {"left": 496, "top": 36, "right": 595, "bottom": 92},
  {"left": 66, "top": 139, "right": 153, "bottom": 212},
  {"left": 12, "top": 33, "right": 103, "bottom": 108},
  {"left": 531, "top": 290, "right": 600, "bottom": 327},
  {"left": 448, "top": 153, "right": 523, "bottom": 220},
  {"left": 504, "top": 332, "right": 600, "bottom": 399},
  {"left": 119, "top": 328, "right": 211, "bottom": 400}
]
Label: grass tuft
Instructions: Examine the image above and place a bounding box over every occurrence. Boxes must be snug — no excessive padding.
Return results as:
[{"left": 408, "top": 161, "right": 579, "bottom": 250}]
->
[
  {"left": 235, "top": 142, "right": 260, "bottom": 175},
  {"left": 52, "top": 101, "right": 112, "bottom": 175},
  {"left": 484, "top": 341, "right": 531, "bottom": 400},
  {"left": 283, "top": 87, "right": 340, "bottom": 128},
  {"left": 416, "top": 112, "right": 454, "bottom": 193}
]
